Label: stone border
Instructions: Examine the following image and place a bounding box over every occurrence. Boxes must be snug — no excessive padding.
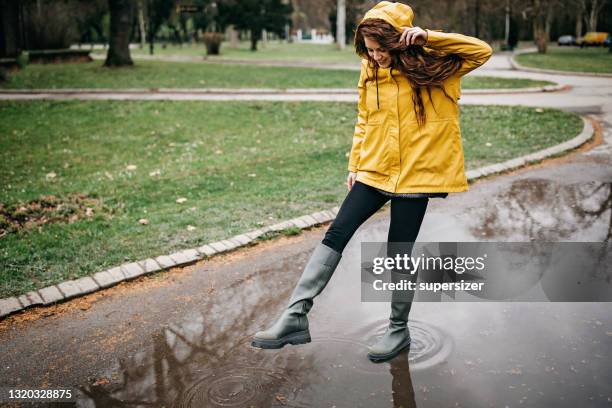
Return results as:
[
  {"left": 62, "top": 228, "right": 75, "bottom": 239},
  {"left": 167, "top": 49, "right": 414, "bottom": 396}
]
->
[
  {"left": 0, "top": 84, "right": 566, "bottom": 96},
  {"left": 510, "top": 48, "right": 612, "bottom": 78},
  {"left": 0, "top": 116, "right": 594, "bottom": 320}
]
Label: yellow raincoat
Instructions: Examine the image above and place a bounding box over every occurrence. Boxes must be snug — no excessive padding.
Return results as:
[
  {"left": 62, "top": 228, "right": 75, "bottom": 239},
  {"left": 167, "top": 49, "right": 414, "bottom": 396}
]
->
[{"left": 348, "top": 1, "right": 493, "bottom": 193}]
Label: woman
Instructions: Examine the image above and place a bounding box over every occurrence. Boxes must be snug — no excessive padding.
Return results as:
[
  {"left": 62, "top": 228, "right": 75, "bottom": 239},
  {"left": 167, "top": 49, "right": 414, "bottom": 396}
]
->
[{"left": 251, "top": 1, "right": 492, "bottom": 362}]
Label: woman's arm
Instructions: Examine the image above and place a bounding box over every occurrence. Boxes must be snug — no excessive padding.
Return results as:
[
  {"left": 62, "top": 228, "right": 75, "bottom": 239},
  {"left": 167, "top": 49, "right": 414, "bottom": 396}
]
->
[
  {"left": 348, "top": 59, "right": 369, "bottom": 173},
  {"left": 424, "top": 29, "right": 493, "bottom": 76}
]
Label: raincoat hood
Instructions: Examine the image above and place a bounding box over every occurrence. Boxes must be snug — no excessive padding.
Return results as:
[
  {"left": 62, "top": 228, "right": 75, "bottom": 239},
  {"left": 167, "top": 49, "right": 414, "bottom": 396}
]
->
[{"left": 359, "top": 1, "right": 414, "bottom": 31}]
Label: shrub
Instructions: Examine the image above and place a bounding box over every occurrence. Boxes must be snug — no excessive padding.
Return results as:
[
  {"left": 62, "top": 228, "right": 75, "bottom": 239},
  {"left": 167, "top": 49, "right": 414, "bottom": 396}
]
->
[{"left": 203, "top": 32, "right": 224, "bottom": 55}]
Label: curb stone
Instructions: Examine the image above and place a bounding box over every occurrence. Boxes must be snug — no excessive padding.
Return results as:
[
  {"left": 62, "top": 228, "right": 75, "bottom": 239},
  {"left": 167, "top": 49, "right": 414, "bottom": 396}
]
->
[
  {"left": 0, "top": 115, "right": 595, "bottom": 320},
  {"left": 0, "top": 84, "right": 566, "bottom": 96}
]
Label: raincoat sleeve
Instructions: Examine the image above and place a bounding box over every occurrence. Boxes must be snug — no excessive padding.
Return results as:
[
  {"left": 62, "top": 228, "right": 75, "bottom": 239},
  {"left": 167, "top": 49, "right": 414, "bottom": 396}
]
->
[
  {"left": 424, "top": 29, "right": 493, "bottom": 77},
  {"left": 348, "top": 60, "right": 369, "bottom": 173}
]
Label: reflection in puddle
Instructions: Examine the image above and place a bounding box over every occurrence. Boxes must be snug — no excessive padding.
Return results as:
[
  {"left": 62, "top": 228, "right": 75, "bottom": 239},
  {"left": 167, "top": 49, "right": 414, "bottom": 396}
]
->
[
  {"left": 469, "top": 179, "right": 611, "bottom": 241},
  {"left": 177, "top": 366, "right": 297, "bottom": 408}
]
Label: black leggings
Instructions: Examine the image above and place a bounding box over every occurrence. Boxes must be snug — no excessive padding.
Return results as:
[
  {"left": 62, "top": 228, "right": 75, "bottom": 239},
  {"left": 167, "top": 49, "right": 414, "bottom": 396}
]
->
[{"left": 322, "top": 181, "right": 429, "bottom": 253}]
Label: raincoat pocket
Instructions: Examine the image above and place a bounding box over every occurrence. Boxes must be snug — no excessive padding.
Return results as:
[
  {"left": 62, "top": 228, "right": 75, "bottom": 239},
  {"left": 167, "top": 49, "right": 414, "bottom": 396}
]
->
[
  {"left": 413, "top": 119, "right": 461, "bottom": 176},
  {"left": 358, "top": 122, "right": 390, "bottom": 176}
]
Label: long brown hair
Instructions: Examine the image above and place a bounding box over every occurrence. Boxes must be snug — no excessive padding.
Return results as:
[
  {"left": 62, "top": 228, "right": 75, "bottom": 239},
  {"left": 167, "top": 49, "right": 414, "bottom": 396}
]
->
[{"left": 355, "top": 18, "right": 464, "bottom": 126}]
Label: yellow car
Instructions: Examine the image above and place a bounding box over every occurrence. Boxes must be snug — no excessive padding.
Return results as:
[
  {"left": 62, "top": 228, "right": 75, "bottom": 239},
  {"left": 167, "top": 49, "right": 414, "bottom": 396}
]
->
[{"left": 579, "top": 32, "right": 610, "bottom": 47}]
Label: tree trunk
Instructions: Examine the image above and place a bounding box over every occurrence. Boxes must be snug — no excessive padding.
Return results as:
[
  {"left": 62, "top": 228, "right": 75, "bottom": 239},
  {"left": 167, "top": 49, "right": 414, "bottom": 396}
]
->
[
  {"left": 587, "top": 0, "right": 601, "bottom": 32},
  {"left": 228, "top": 25, "right": 239, "bottom": 48},
  {"left": 336, "top": 0, "right": 346, "bottom": 50},
  {"left": 533, "top": 19, "right": 548, "bottom": 53},
  {"left": 544, "top": 5, "right": 553, "bottom": 44},
  {"left": 105, "top": 0, "right": 134, "bottom": 66},
  {"left": 138, "top": 0, "right": 145, "bottom": 49},
  {"left": 575, "top": 13, "right": 583, "bottom": 38},
  {"left": 504, "top": 0, "right": 510, "bottom": 46},
  {"left": 474, "top": 0, "right": 480, "bottom": 38},
  {"left": 250, "top": 29, "right": 258, "bottom": 51},
  {"left": 531, "top": 0, "right": 553, "bottom": 54}
]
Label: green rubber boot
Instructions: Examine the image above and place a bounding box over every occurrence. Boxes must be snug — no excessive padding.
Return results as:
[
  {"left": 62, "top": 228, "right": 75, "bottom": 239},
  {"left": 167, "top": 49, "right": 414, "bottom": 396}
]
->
[
  {"left": 251, "top": 242, "right": 342, "bottom": 349},
  {"left": 367, "top": 270, "right": 415, "bottom": 362}
]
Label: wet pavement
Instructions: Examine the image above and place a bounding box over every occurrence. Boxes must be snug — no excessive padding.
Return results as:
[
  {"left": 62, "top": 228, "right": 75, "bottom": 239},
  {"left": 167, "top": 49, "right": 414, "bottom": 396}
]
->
[{"left": 1, "top": 62, "right": 612, "bottom": 407}]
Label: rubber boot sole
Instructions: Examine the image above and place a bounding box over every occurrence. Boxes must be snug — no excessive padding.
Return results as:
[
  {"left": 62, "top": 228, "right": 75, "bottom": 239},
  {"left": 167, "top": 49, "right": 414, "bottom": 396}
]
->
[
  {"left": 251, "top": 330, "right": 312, "bottom": 349},
  {"left": 367, "top": 337, "right": 411, "bottom": 363}
]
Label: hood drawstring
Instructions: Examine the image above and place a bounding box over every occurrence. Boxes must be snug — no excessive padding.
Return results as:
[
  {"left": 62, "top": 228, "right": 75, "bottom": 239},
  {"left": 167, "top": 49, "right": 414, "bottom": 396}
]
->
[{"left": 375, "top": 66, "right": 380, "bottom": 110}]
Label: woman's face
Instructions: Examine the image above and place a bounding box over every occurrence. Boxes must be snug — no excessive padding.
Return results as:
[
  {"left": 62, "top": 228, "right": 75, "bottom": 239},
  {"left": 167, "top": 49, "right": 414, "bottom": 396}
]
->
[{"left": 364, "top": 36, "right": 391, "bottom": 68}]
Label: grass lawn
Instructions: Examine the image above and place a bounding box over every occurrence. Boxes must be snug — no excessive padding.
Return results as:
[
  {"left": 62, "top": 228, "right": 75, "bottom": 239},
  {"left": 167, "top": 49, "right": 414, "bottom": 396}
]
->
[
  {"left": 91, "top": 41, "right": 361, "bottom": 64},
  {"left": 515, "top": 47, "right": 612, "bottom": 74},
  {"left": 0, "top": 101, "right": 583, "bottom": 298},
  {"left": 1, "top": 60, "right": 554, "bottom": 90}
]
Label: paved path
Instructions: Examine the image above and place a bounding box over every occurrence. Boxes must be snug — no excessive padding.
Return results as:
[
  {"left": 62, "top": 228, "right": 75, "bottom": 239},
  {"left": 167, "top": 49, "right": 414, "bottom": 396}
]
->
[
  {"left": 1, "top": 55, "right": 609, "bottom": 114},
  {"left": 1, "top": 56, "right": 611, "bottom": 407}
]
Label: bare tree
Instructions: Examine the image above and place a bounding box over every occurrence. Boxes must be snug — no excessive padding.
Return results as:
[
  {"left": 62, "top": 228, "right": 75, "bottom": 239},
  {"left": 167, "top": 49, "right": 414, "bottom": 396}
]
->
[
  {"left": 568, "top": 0, "right": 607, "bottom": 37},
  {"left": 569, "top": 0, "right": 587, "bottom": 37},
  {"left": 586, "top": 0, "right": 608, "bottom": 31},
  {"left": 336, "top": 0, "right": 346, "bottom": 50},
  {"left": 138, "top": 0, "right": 146, "bottom": 48},
  {"left": 516, "top": 0, "right": 559, "bottom": 53}
]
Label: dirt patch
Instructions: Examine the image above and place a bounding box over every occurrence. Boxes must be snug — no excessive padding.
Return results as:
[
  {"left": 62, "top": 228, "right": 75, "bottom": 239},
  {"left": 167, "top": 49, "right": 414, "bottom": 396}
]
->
[{"left": 0, "top": 192, "right": 114, "bottom": 237}]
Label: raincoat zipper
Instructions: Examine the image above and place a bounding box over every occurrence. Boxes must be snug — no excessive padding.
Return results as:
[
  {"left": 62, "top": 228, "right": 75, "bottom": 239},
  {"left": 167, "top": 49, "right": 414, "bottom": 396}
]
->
[{"left": 391, "top": 69, "right": 401, "bottom": 192}]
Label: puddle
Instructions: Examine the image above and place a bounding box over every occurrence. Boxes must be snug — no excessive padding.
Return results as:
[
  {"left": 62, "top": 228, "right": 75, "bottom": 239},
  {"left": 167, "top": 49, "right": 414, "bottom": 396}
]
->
[
  {"left": 469, "top": 179, "right": 611, "bottom": 241},
  {"left": 59, "top": 178, "right": 612, "bottom": 407},
  {"left": 73, "top": 281, "right": 612, "bottom": 407}
]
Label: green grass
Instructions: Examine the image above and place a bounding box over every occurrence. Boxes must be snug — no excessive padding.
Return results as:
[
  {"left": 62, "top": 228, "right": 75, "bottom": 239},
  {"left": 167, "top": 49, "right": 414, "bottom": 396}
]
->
[
  {"left": 1, "top": 60, "right": 554, "bottom": 89},
  {"left": 516, "top": 47, "right": 612, "bottom": 74},
  {"left": 92, "top": 41, "right": 361, "bottom": 64},
  {"left": 461, "top": 76, "right": 553, "bottom": 89},
  {"left": 0, "top": 101, "right": 583, "bottom": 297}
]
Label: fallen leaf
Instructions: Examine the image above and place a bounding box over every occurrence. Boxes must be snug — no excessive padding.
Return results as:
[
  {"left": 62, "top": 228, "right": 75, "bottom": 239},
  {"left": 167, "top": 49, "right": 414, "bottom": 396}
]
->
[
  {"left": 176, "top": 197, "right": 187, "bottom": 204},
  {"left": 92, "top": 377, "right": 110, "bottom": 386}
]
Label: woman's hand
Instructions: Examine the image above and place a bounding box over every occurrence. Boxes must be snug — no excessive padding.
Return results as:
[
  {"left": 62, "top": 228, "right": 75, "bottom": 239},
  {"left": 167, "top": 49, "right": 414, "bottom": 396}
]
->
[
  {"left": 346, "top": 172, "right": 357, "bottom": 191},
  {"left": 400, "top": 26, "right": 428, "bottom": 46}
]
